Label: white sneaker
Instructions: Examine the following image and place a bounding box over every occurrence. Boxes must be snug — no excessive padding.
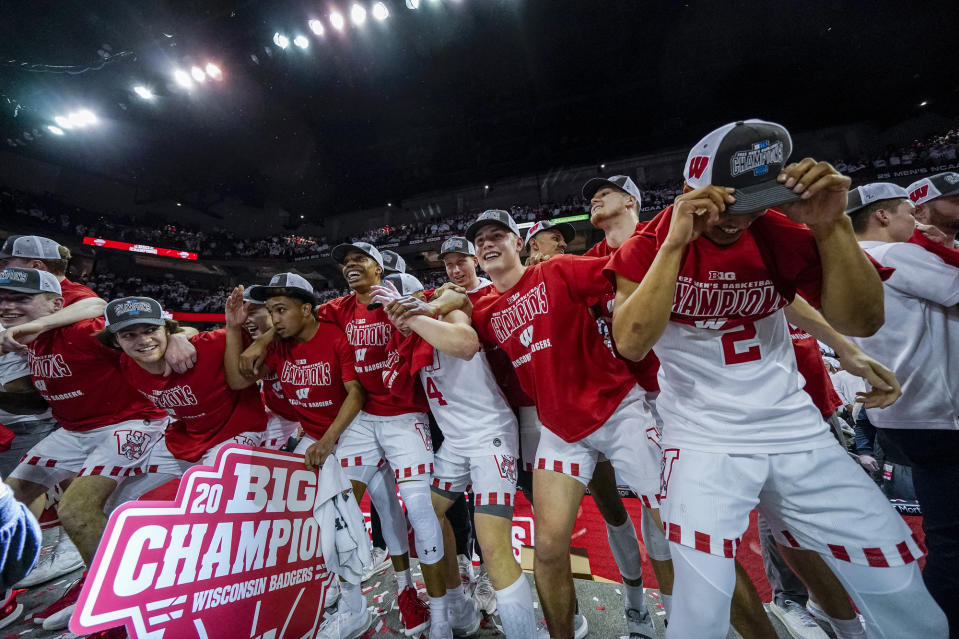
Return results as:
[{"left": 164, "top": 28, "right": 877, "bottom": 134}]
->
[
  {"left": 15, "top": 532, "right": 84, "bottom": 588},
  {"left": 805, "top": 600, "right": 866, "bottom": 638},
  {"left": 457, "top": 555, "right": 475, "bottom": 590},
  {"left": 316, "top": 607, "right": 373, "bottom": 639},
  {"left": 626, "top": 605, "right": 655, "bottom": 639},
  {"left": 325, "top": 578, "right": 341, "bottom": 608},
  {"left": 573, "top": 612, "right": 588, "bottom": 639},
  {"left": 449, "top": 594, "right": 481, "bottom": 636},
  {"left": 362, "top": 547, "right": 391, "bottom": 582},
  {"left": 429, "top": 618, "right": 453, "bottom": 639},
  {"left": 472, "top": 570, "right": 497, "bottom": 615},
  {"left": 766, "top": 600, "right": 829, "bottom": 639}
]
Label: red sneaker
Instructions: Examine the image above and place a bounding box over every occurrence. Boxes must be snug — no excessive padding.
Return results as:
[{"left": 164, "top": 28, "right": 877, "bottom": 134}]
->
[
  {"left": 0, "top": 588, "right": 24, "bottom": 630},
  {"left": 34, "top": 570, "right": 86, "bottom": 630},
  {"left": 397, "top": 585, "right": 430, "bottom": 636}
]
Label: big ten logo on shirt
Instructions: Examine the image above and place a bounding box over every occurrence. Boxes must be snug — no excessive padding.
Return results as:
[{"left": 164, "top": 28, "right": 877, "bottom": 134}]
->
[
  {"left": 147, "top": 385, "right": 198, "bottom": 409},
  {"left": 115, "top": 430, "right": 154, "bottom": 461},
  {"left": 490, "top": 283, "right": 549, "bottom": 343},
  {"left": 28, "top": 352, "right": 73, "bottom": 378}
]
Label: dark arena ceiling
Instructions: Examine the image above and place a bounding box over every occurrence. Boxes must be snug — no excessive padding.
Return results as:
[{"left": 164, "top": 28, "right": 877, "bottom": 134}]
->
[{"left": 1, "top": 0, "right": 958, "bottom": 215}]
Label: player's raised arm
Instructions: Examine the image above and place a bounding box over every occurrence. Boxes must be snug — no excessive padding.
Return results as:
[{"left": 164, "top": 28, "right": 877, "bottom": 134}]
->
[
  {"left": 777, "top": 159, "right": 884, "bottom": 336},
  {"left": 223, "top": 285, "right": 261, "bottom": 389},
  {"left": 611, "top": 185, "right": 733, "bottom": 361}
]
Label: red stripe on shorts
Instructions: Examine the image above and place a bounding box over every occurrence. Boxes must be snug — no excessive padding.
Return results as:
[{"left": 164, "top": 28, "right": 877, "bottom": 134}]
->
[
  {"left": 552, "top": 460, "right": 562, "bottom": 473},
  {"left": 694, "top": 531, "right": 710, "bottom": 553},
  {"left": 828, "top": 544, "right": 851, "bottom": 562},
  {"left": 723, "top": 538, "right": 734, "bottom": 558},
  {"left": 781, "top": 530, "right": 800, "bottom": 548},
  {"left": 896, "top": 542, "right": 915, "bottom": 564},
  {"left": 912, "top": 531, "right": 926, "bottom": 555},
  {"left": 667, "top": 523, "right": 681, "bottom": 544},
  {"left": 863, "top": 547, "right": 889, "bottom": 567},
  {"left": 569, "top": 463, "right": 580, "bottom": 476},
  {"left": 504, "top": 494, "right": 512, "bottom": 506}
]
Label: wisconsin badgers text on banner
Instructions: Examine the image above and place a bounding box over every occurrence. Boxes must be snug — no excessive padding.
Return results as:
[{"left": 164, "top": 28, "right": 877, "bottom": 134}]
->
[{"left": 71, "top": 446, "right": 335, "bottom": 639}]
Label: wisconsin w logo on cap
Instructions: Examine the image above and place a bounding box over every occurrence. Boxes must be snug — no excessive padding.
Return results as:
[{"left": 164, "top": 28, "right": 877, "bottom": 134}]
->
[
  {"left": 909, "top": 185, "right": 928, "bottom": 203},
  {"left": 688, "top": 156, "right": 710, "bottom": 180}
]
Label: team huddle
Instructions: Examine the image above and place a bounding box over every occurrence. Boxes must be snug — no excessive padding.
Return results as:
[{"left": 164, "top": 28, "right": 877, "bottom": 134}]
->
[{"left": 0, "top": 118, "right": 956, "bottom": 639}]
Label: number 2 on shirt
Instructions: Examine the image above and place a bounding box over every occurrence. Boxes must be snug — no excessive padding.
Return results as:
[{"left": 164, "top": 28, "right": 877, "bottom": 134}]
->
[
  {"left": 424, "top": 376, "right": 447, "bottom": 406},
  {"left": 720, "top": 321, "right": 762, "bottom": 365}
]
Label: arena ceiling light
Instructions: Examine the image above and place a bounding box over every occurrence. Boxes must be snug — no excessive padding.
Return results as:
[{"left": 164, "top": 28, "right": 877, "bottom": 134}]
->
[
  {"left": 205, "top": 63, "right": 223, "bottom": 80},
  {"left": 372, "top": 2, "right": 390, "bottom": 20},
  {"left": 308, "top": 19, "right": 325, "bottom": 36},
  {"left": 67, "top": 110, "right": 97, "bottom": 127},
  {"left": 173, "top": 68, "right": 193, "bottom": 88},
  {"left": 329, "top": 11, "right": 345, "bottom": 31},
  {"left": 47, "top": 125, "right": 64, "bottom": 135},
  {"left": 190, "top": 66, "right": 207, "bottom": 82},
  {"left": 406, "top": 0, "right": 420, "bottom": 8},
  {"left": 133, "top": 85, "right": 155, "bottom": 100},
  {"left": 293, "top": 35, "right": 310, "bottom": 49},
  {"left": 273, "top": 32, "right": 290, "bottom": 49},
  {"left": 53, "top": 116, "right": 73, "bottom": 130},
  {"left": 350, "top": 4, "right": 367, "bottom": 25}
]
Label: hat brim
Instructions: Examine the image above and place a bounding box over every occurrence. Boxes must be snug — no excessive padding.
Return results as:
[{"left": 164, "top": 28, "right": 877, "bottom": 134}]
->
[
  {"left": 382, "top": 266, "right": 400, "bottom": 274},
  {"left": 528, "top": 222, "right": 575, "bottom": 246},
  {"left": 249, "top": 286, "right": 315, "bottom": 303},
  {"left": 727, "top": 182, "right": 802, "bottom": 214},
  {"left": 582, "top": 178, "right": 623, "bottom": 201},
  {"left": 332, "top": 243, "right": 381, "bottom": 266},
  {"left": 466, "top": 219, "right": 514, "bottom": 243},
  {"left": 438, "top": 247, "right": 476, "bottom": 258},
  {"left": 107, "top": 316, "right": 166, "bottom": 333},
  {"left": 0, "top": 283, "right": 47, "bottom": 295}
]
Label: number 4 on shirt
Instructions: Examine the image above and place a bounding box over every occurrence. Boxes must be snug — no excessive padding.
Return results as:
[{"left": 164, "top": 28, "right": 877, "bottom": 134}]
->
[
  {"left": 424, "top": 376, "right": 447, "bottom": 406},
  {"left": 721, "top": 321, "right": 762, "bottom": 365}
]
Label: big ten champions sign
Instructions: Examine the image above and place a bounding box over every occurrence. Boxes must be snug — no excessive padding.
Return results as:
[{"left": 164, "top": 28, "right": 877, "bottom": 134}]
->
[{"left": 71, "top": 446, "right": 336, "bottom": 639}]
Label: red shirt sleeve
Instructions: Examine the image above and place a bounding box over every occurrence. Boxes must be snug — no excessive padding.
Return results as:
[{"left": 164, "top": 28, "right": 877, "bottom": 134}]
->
[
  {"left": 59, "top": 279, "right": 100, "bottom": 306},
  {"left": 547, "top": 255, "right": 613, "bottom": 305},
  {"left": 603, "top": 232, "right": 659, "bottom": 287}
]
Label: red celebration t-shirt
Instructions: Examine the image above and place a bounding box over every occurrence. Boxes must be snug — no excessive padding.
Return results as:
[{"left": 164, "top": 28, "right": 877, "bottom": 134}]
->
[
  {"left": 789, "top": 325, "right": 842, "bottom": 418},
  {"left": 470, "top": 255, "right": 636, "bottom": 442},
  {"left": 121, "top": 330, "right": 266, "bottom": 462},
  {"left": 28, "top": 318, "right": 166, "bottom": 431},
  {"left": 264, "top": 322, "right": 358, "bottom": 439},
  {"left": 59, "top": 278, "right": 99, "bottom": 306}
]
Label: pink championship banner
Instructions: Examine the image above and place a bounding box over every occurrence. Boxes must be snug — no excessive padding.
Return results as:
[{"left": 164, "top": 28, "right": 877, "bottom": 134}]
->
[
  {"left": 70, "top": 445, "right": 335, "bottom": 639},
  {"left": 84, "top": 236, "right": 199, "bottom": 260}
]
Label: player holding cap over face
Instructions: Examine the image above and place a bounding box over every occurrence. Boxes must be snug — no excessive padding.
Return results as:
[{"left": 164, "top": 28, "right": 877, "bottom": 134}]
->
[
  {"left": 459, "top": 209, "right": 662, "bottom": 639},
  {"left": 607, "top": 119, "right": 947, "bottom": 639},
  {"left": 907, "top": 172, "right": 959, "bottom": 247}
]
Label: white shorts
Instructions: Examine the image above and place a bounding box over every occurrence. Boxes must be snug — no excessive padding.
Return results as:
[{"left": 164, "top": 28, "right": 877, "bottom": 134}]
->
[
  {"left": 262, "top": 413, "right": 300, "bottom": 449},
  {"left": 660, "top": 444, "right": 924, "bottom": 567},
  {"left": 431, "top": 445, "right": 518, "bottom": 518},
  {"left": 9, "top": 417, "right": 170, "bottom": 486},
  {"left": 336, "top": 411, "right": 434, "bottom": 480},
  {"left": 534, "top": 387, "right": 661, "bottom": 506}
]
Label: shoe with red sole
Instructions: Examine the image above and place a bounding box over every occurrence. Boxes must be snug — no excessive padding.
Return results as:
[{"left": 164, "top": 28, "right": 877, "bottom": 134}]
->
[
  {"left": 397, "top": 585, "right": 430, "bottom": 637},
  {"left": 34, "top": 570, "right": 86, "bottom": 630},
  {"left": 0, "top": 588, "right": 24, "bottom": 630}
]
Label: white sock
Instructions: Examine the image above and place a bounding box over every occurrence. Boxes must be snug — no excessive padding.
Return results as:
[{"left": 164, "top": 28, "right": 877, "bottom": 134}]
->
[
  {"left": 661, "top": 593, "right": 672, "bottom": 620},
  {"left": 825, "top": 613, "right": 866, "bottom": 639},
  {"left": 340, "top": 579, "right": 364, "bottom": 613},
  {"left": 447, "top": 584, "right": 468, "bottom": 604},
  {"left": 396, "top": 568, "right": 412, "bottom": 591},
  {"left": 495, "top": 574, "right": 537, "bottom": 639},
  {"left": 430, "top": 593, "right": 449, "bottom": 624},
  {"left": 624, "top": 582, "right": 646, "bottom": 613},
  {"left": 606, "top": 519, "right": 644, "bottom": 583}
]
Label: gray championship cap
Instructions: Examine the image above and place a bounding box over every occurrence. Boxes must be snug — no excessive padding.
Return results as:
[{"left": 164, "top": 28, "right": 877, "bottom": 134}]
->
[
  {"left": 0, "top": 235, "right": 62, "bottom": 260},
  {"left": 0, "top": 267, "right": 62, "bottom": 295},
  {"left": 684, "top": 119, "right": 799, "bottom": 214},
  {"left": 438, "top": 236, "right": 476, "bottom": 258},
  {"left": 845, "top": 183, "right": 910, "bottom": 215},
  {"left": 242, "top": 285, "right": 265, "bottom": 306},
  {"left": 465, "top": 210, "right": 521, "bottom": 243},
  {"left": 248, "top": 273, "right": 315, "bottom": 302},
  {"left": 385, "top": 272, "right": 424, "bottom": 296},
  {"left": 906, "top": 172, "right": 959, "bottom": 206},
  {"left": 331, "top": 241, "right": 385, "bottom": 269},
  {"left": 581, "top": 175, "right": 642, "bottom": 204},
  {"left": 104, "top": 297, "right": 165, "bottom": 333},
  {"left": 524, "top": 220, "right": 575, "bottom": 248},
  {"left": 381, "top": 250, "right": 407, "bottom": 274}
]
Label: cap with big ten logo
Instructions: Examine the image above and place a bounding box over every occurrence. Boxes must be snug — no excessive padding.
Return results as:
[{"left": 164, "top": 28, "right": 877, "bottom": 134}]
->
[
  {"left": 0, "top": 235, "right": 63, "bottom": 260},
  {"left": 249, "top": 273, "right": 315, "bottom": 303},
  {"left": 845, "top": 183, "right": 910, "bottom": 215},
  {"left": 0, "top": 267, "right": 62, "bottom": 295},
  {"left": 466, "top": 210, "right": 521, "bottom": 243},
  {"left": 105, "top": 297, "right": 165, "bottom": 333},
  {"left": 684, "top": 119, "right": 800, "bottom": 214},
  {"left": 439, "top": 236, "right": 476, "bottom": 257},
  {"left": 380, "top": 250, "right": 407, "bottom": 274},
  {"left": 906, "top": 172, "right": 959, "bottom": 206}
]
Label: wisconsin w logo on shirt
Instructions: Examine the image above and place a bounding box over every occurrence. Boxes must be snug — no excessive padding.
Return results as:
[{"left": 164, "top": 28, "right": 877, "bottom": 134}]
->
[{"left": 490, "top": 283, "right": 549, "bottom": 343}]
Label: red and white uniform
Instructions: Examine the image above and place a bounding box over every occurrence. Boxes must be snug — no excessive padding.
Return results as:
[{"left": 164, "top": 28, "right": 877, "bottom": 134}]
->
[
  {"left": 121, "top": 330, "right": 267, "bottom": 464},
  {"left": 470, "top": 256, "right": 661, "bottom": 503},
  {"left": 9, "top": 318, "right": 169, "bottom": 485},
  {"left": 606, "top": 207, "right": 922, "bottom": 567},
  {"left": 260, "top": 321, "right": 358, "bottom": 453},
  {"left": 318, "top": 294, "right": 432, "bottom": 479},
  {"left": 853, "top": 240, "right": 959, "bottom": 430}
]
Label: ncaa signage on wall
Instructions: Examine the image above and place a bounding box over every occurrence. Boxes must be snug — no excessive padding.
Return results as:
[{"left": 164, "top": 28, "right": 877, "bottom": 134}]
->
[{"left": 70, "top": 446, "right": 335, "bottom": 639}]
